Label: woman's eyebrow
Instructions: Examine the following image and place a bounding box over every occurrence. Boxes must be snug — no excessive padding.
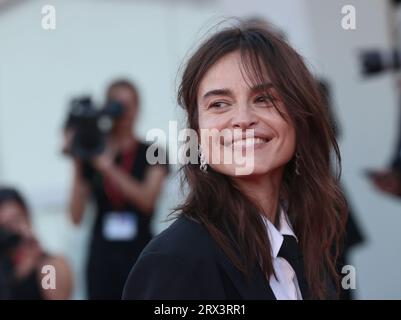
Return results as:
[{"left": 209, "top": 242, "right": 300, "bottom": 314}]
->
[
  {"left": 201, "top": 88, "right": 233, "bottom": 102},
  {"left": 251, "top": 82, "right": 274, "bottom": 92},
  {"left": 201, "top": 83, "right": 274, "bottom": 102}
]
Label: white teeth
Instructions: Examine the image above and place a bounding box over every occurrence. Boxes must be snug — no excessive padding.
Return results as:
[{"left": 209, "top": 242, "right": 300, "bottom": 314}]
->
[{"left": 231, "top": 137, "right": 267, "bottom": 148}]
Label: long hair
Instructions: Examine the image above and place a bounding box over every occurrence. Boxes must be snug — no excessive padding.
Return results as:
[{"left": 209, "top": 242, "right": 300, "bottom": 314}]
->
[{"left": 175, "top": 23, "right": 347, "bottom": 299}]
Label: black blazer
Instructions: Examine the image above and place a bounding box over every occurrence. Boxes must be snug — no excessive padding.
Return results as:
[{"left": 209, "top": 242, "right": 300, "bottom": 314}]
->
[{"left": 123, "top": 215, "right": 285, "bottom": 300}]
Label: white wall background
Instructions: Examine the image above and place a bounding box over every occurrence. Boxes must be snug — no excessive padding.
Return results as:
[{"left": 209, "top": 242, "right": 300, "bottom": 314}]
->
[{"left": 0, "top": 0, "right": 399, "bottom": 299}]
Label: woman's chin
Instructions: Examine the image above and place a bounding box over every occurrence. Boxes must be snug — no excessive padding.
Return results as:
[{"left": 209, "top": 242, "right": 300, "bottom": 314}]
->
[{"left": 212, "top": 163, "right": 274, "bottom": 178}]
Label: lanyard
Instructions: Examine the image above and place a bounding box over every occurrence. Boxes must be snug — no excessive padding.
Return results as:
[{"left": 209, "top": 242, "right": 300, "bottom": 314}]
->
[{"left": 103, "top": 142, "right": 138, "bottom": 210}]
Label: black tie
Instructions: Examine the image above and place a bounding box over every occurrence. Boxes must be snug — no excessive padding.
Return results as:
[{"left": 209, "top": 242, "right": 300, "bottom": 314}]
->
[{"left": 277, "top": 235, "right": 310, "bottom": 299}]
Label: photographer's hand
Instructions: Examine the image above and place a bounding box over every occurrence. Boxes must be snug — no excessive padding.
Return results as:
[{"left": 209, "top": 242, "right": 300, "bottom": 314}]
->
[
  {"left": 92, "top": 152, "right": 114, "bottom": 173},
  {"left": 91, "top": 151, "right": 167, "bottom": 215},
  {"left": 12, "top": 236, "right": 44, "bottom": 280},
  {"left": 370, "top": 169, "right": 401, "bottom": 197}
]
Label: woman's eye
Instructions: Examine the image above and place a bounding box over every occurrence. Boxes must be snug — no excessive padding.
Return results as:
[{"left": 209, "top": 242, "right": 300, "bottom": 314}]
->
[
  {"left": 255, "top": 95, "right": 274, "bottom": 105},
  {"left": 209, "top": 101, "right": 228, "bottom": 109}
]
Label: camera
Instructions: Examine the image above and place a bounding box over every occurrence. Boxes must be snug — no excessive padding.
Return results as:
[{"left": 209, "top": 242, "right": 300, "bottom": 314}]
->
[
  {"left": 63, "top": 96, "right": 124, "bottom": 160},
  {"left": 0, "top": 227, "right": 22, "bottom": 299},
  {"left": 359, "top": 0, "right": 401, "bottom": 76},
  {"left": 360, "top": 49, "right": 401, "bottom": 76},
  {"left": 0, "top": 227, "right": 21, "bottom": 256}
]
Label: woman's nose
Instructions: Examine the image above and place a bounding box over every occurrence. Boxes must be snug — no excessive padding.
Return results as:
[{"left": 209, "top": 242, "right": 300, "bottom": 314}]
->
[{"left": 231, "top": 105, "right": 258, "bottom": 129}]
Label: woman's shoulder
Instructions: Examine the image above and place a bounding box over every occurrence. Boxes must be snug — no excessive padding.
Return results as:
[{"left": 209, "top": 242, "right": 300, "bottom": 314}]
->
[
  {"left": 123, "top": 215, "right": 225, "bottom": 299},
  {"left": 141, "top": 215, "right": 216, "bottom": 260}
]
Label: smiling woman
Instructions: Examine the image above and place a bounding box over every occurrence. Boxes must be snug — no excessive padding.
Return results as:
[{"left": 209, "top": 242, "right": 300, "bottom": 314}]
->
[
  {"left": 197, "top": 50, "right": 296, "bottom": 178},
  {"left": 123, "top": 22, "right": 348, "bottom": 300}
]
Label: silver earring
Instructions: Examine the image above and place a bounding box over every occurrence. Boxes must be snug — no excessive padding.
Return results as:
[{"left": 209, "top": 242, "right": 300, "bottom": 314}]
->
[
  {"left": 198, "top": 145, "right": 207, "bottom": 172},
  {"left": 199, "top": 145, "right": 208, "bottom": 172},
  {"left": 295, "top": 152, "right": 301, "bottom": 176}
]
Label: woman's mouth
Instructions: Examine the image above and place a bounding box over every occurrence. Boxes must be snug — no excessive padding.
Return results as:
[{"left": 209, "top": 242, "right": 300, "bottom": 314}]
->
[
  {"left": 228, "top": 137, "right": 270, "bottom": 149},
  {"left": 223, "top": 136, "right": 272, "bottom": 149}
]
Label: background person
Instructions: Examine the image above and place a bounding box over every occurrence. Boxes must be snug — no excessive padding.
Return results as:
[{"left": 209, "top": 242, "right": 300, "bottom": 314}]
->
[
  {"left": 0, "top": 187, "right": 73, "bottom": 300},
  {"left": 67, "top": 79, "right": 169, "bottom": 299}
]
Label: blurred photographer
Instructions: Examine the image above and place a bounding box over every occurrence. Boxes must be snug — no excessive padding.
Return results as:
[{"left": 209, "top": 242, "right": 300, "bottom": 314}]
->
[
  {"left": 66, "top": 79, "right": 169, "bottom": 299},
  {"left": 0, "top": 187, "right": 72, "bottom": 300},
  {"left": 360, "top": 0, "right": 401, "bottom": 198}
]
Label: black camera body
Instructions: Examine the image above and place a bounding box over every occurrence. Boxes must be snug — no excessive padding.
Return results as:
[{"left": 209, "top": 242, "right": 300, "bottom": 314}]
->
[
  {"left": 0, "top": 227, "right": 22, "bottom": 299},
  {"left": 64, "top": 96, "right": 124, "bottom": 160},
  {"left": 359, "top": 0, "right": 401, "bottom": 76},
  {"left": 0, "top": 227, "right": 21, "bottom": 256},
  {"left": 360, "top": 49, "right": 401, "bottom": 76}
]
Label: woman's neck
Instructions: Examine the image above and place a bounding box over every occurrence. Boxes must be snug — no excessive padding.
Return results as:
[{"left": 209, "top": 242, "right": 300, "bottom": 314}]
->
[{"left": 232, "top": 168, "right": 283, "bottom": 223}]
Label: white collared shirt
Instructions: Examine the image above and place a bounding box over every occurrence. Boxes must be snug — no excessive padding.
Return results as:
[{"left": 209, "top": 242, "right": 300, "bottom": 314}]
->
[{"left": 261, "top": 206, "right": 303, "bottom": 300}]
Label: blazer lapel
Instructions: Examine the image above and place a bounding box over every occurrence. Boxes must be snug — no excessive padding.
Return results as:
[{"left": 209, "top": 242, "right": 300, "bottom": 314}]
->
[{"left": 214, "top": 246, "right": 276, "bottom": 300}]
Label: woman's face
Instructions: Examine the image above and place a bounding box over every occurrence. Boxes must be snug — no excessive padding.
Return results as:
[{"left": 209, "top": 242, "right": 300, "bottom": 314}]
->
[
  {"left": 108, "top": 86, "right": 138, "bottom": 134},
  {"left": 197, "top": 50, "right": 296, "bottom": 178},
  {"left": 0, "top": 201, "right": 32, "bottom": 239}
]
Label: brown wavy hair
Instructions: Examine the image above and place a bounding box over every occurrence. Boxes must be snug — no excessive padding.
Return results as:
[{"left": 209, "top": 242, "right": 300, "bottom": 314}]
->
[{"left": 175, "top": 23, "right": 347, "bottom": 299}]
